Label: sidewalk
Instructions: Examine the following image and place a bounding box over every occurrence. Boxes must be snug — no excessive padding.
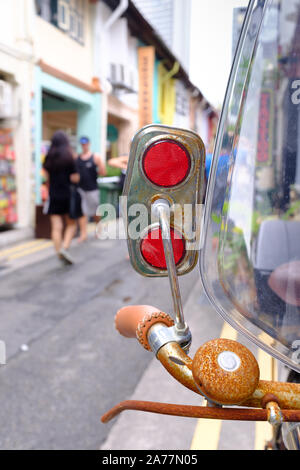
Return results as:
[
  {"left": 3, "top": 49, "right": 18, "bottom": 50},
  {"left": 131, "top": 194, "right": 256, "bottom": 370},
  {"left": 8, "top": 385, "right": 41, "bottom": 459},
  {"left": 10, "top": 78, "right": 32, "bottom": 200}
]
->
[{"left": 0, "top": 227, "right": 33, "bottom": 250}]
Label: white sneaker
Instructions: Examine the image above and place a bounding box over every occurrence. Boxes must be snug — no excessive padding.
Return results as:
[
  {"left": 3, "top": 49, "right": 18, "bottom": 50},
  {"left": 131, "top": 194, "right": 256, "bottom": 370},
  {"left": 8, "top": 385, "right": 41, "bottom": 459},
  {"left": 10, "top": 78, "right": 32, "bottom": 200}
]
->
[{"left": 59, "top": 248, "right": 74, "bottom": 265}]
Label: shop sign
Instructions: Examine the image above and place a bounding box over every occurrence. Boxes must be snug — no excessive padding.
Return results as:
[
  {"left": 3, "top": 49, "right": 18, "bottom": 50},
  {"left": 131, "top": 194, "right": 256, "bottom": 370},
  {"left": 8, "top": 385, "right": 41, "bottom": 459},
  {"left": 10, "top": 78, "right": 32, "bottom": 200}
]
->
[{"left": 138, "top": 46, "right": 155, "bottom": 128}]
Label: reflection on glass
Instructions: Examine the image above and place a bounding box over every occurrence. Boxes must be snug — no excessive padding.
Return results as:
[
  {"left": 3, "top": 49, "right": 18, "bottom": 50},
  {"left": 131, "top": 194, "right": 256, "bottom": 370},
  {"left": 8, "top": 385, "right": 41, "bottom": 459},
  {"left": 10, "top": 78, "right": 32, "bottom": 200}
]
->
[{"left": 202, "top": 0, "right": 300, "bottom": 371}]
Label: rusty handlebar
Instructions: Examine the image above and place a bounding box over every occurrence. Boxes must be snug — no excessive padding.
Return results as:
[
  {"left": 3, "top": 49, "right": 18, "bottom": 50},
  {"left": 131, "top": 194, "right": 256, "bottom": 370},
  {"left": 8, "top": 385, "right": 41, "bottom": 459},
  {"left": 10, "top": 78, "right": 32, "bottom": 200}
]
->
[{"left": 102, "top": 305, "right": 300, "bottom": 423}]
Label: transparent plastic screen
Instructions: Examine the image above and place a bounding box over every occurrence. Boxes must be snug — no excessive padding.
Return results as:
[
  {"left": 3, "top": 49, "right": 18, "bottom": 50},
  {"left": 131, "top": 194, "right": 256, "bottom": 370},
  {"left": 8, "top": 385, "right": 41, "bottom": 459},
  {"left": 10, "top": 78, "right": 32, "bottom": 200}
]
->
[{"left": 201, "top": 0, "right": 300, "bottom": 371}]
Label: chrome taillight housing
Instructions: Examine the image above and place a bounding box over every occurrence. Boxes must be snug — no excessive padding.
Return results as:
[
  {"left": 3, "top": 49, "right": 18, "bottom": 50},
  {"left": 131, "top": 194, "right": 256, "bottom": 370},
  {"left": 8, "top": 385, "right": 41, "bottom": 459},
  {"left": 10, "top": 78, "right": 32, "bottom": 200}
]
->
[{"left": 123, "top": 124, "right": 206, "bottom": 277}]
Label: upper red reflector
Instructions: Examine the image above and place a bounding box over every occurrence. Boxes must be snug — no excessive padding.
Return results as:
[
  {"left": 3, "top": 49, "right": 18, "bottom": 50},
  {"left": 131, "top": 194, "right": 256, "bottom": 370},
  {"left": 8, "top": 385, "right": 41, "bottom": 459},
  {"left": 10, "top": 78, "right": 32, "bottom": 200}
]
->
[
  {"left": 142, "top": 140, "right": 191, "bottom": 187},
  {"left": 140, "top": 227, "right": 186, "bottom": 270}
]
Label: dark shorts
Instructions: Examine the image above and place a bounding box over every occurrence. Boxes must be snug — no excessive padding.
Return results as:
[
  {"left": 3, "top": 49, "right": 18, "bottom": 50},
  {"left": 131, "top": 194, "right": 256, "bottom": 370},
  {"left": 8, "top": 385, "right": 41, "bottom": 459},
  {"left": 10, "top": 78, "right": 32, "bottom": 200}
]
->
[{"left": 47, "top": 197, "right": 70, "bottom": 216}]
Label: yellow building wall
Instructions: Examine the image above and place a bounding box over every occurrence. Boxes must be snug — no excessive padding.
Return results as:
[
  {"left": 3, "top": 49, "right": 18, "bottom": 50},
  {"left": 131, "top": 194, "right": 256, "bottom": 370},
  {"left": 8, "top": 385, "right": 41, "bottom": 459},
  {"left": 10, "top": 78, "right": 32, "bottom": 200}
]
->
[{"left": 158, "top": 63, "right": 176, "bottom": 125}]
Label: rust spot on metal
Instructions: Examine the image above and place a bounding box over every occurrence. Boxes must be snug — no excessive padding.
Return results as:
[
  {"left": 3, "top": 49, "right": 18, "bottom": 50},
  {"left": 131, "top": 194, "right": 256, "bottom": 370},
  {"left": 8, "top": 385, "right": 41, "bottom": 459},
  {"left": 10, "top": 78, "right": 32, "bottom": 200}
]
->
[
  {"left": 242, "top": 380, "right": 300, "bottom": 410},
  {"left": 157, "top": 342, "right": 199, "bottom": 394},
  {"left": 192, "top": 339, "right": 260, "bottom": 405}
]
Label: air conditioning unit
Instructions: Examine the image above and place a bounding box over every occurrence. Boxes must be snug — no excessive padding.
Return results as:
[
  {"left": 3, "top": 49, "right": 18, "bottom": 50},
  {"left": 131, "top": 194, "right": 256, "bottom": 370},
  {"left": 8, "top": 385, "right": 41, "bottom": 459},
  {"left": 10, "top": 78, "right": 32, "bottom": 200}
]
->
[
  {"left": 125, "top": 67, "right": 138, "bottom": 93},
  {"left": 0, "top": 81, "right": 14, "bottom": 119},
  {"left": 110, "top": 63, "right": 125, "bottom": 86},
  {"left": 109, "top": 64, "right": 138, "bottom": 93}
]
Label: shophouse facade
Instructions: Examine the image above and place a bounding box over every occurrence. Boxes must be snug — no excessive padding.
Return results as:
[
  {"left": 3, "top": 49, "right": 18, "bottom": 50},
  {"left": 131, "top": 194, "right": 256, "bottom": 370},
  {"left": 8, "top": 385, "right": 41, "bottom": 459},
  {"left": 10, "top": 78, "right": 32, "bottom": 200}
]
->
[
  {"left": 34, "top": 0, "right": 103, "bottom": 209},
  {"left": 101, "top": 0, "right": 218, "bottom": 155},
  {"left": 0, "top": 0, "right": 217, "bottom": 235}
]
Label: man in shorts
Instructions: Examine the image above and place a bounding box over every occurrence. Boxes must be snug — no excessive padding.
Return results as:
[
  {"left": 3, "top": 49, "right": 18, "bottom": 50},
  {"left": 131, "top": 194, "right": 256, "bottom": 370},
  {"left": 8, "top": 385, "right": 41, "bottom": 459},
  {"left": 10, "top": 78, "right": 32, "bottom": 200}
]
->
[{"left": 76, "top": 136, "right": 106, "bottom": 242}]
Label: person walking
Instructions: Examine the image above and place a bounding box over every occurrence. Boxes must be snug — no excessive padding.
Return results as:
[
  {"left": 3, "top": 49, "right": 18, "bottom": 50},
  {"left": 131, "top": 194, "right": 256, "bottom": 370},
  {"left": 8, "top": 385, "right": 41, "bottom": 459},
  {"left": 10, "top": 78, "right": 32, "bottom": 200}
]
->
[
  {"left": 43, "top": 131, "right": 79, "bottom": 265},
  {"left": 76, "top": 136, "right": 106, "bottom": 243}
]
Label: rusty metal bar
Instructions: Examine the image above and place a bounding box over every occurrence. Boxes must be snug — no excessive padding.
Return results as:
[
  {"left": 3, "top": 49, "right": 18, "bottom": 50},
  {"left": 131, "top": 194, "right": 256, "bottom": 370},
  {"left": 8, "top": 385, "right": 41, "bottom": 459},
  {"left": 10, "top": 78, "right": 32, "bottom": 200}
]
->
[
  {"left": 101, "top": 400, "right": 300, "bottom": 424},
  {"left": 243, "top": 380, "right": 300, "bottom": 410}
]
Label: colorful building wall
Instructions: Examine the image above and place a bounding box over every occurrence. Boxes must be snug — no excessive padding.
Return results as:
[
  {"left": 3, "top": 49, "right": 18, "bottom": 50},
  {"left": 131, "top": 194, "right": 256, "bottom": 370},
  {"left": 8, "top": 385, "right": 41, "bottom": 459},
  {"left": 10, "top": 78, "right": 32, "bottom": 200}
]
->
[
  {"left": 157, "top": 62, "right": 176, "bottom": 126},
  {"left": 33, "top": 1, "right": 103, "bottom": 206},
  {"left": 34, "top": 1, "right": 94, "bottom": 85},
  {"left": 0, "top": 0, "right": 35, "bottom": 230},
  {"left": 34, "top": 64, "right": 102, "bottom": 205}
]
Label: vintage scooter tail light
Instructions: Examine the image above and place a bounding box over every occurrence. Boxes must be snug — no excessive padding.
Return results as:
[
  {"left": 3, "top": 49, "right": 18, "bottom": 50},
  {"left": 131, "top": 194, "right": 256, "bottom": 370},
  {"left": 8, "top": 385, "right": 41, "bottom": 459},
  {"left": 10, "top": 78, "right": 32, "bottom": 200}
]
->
[
  {"left": 123, "top": 124, "right": 205, "bottom": 278},
  {"left": 142, "top": 140, "right": 191, "bottom": 187}
]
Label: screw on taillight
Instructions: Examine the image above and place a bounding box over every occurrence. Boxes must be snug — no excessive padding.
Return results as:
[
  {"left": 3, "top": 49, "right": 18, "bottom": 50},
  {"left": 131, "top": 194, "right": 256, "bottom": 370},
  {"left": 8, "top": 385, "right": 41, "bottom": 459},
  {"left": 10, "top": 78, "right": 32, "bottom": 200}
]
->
[{"left": 142, "top": 139, "right": 191, "bottom": 187}]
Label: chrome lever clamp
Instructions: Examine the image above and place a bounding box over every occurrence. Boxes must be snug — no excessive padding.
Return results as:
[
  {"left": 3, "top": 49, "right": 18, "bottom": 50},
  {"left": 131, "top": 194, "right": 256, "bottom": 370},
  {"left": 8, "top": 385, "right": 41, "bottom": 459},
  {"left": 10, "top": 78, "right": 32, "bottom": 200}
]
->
[{"left": 147, "top": 322, "right": 192, "bottom": 356}]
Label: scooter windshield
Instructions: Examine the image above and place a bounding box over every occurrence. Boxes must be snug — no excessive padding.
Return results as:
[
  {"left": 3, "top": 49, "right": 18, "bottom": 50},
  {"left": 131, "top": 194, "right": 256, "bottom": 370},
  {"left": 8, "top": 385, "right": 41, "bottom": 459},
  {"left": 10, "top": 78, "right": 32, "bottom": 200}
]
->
[{"left": 201, "top": 0, "right": 300, "bottom": 371}]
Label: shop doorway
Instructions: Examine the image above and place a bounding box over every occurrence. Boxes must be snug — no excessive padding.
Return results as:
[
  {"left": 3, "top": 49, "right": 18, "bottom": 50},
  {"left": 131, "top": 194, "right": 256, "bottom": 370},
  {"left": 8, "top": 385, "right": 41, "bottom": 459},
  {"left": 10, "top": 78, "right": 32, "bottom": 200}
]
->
[
  {"left": 106, "top": 122, "right": 119, "bottom": 161},
  {"left": 106, "top": 113, "right": 133, "bottom": 161},
  {"left": 42, "top": 90, "right": 78, "bottom": 152}
]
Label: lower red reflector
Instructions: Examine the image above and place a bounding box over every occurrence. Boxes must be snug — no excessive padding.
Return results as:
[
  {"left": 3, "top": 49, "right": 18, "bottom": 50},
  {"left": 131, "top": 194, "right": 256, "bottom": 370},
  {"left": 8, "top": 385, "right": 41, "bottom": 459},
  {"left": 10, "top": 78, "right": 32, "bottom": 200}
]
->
[
  {"left": 142, "top": 140, "right": 191, "bottom": 187},
  {"left": 141, "top": 227, "right": 186, "bottom": 269}
]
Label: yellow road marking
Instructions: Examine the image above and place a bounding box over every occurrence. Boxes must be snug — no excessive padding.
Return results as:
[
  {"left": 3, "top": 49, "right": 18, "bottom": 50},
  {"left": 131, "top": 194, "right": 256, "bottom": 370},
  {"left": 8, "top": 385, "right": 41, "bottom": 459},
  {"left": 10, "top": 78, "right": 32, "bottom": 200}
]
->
[
  {"left": 190, "top": 416, "right": 222, "bottom": 451},
  {"left": 190, "top": 322, "right": 238, "bottom": 450},
  {"left": 0, "top": 222, "right": 95, "bottom": 262},
  {"left": 255, "top": 334, "right": 277, "bottom": 450},
  {"left": 0, "top": 239, "right": 47, "bottom": 258},
  {"left": 8, "top": 241, "right": 53, "bottom": 260}
]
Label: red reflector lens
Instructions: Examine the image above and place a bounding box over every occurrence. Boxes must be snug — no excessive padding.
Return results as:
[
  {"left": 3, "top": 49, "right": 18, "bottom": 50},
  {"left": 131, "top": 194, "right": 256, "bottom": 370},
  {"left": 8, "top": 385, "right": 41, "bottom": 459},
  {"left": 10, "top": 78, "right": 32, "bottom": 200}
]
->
[
  {"left": 140, "top": 227, "right": 186, "bottom": 269},
  {"left": 142, "top": 140, "right": 191, "bottom": 187}
]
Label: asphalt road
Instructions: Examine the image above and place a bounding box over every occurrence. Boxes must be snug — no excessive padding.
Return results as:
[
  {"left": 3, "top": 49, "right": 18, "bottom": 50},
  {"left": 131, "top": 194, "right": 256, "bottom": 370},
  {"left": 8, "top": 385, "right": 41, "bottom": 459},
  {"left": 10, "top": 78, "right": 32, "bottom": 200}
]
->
[{"left": 0, "top": 229, "right": 199, "bottom": 450}]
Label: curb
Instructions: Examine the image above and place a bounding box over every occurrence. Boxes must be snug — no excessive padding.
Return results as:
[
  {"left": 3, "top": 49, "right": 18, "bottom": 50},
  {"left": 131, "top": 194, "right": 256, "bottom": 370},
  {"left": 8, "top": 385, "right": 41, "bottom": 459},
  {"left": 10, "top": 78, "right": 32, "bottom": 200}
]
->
[{"left": 0, "top": 228, "right": 34, "bottom": 250}]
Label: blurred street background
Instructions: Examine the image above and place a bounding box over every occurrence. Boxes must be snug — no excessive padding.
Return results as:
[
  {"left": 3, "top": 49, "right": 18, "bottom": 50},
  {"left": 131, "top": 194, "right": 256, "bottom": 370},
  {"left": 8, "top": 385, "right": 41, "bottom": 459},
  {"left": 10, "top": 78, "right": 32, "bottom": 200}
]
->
[{"left": 0, "top": 0, "right": 274, "bottom": 451}]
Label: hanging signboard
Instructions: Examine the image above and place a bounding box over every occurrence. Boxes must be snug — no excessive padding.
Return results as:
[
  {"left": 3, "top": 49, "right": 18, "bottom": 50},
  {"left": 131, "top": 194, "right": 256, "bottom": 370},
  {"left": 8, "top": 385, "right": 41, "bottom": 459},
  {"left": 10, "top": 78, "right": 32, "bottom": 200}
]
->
[{"left": 138, "top": 46, "right": 155, "bottom": 128}]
